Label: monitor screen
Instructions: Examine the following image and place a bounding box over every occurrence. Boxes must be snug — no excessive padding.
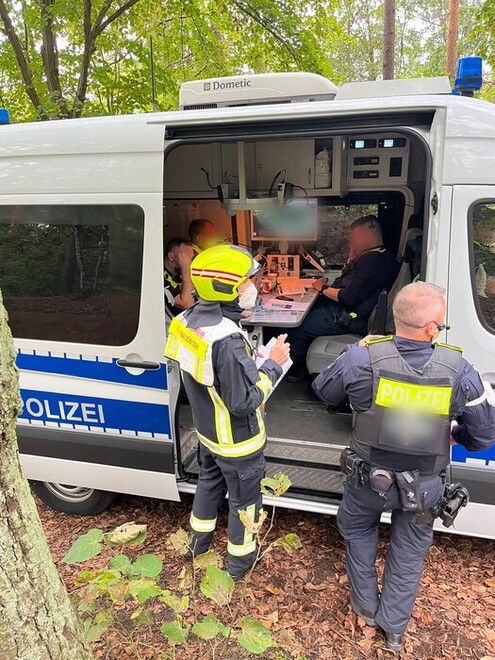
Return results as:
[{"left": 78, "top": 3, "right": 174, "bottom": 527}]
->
[{"left": 250, "top": 199, "right": 318, "bottom": 241}]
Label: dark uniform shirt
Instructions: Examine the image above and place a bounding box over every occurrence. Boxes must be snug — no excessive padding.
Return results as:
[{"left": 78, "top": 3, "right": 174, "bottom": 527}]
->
[
  {"left": 332, "top": 246, "right": 398, "bottom": 330},
  {"left": 313, "top": 337, "right": 495, "bottom": 455},
  {"left": 164, "top": 268, "right": 182, "bottom": 316}
]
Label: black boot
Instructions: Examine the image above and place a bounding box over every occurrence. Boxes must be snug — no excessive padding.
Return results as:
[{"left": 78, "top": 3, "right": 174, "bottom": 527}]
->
[
  {"left": 284, "top": 363, "right": 308, "bottom": 383},
  {"left": 384, "top": 631, "right": 404, "bottom": 652}
]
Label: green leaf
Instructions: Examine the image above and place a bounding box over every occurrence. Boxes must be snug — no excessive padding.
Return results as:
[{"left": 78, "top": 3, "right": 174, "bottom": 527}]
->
[
  {"left": 276, "top": 533, "right": 302, "bottom": 554},
  {"left": 160, "top": 620, "right": 189, "bottom": 644},
  {"left": 193, "top": 549, "right": 223, "bottom": 571},
  {"left": 62, "top": 529, "right": 104, "bottom": 564},
  {"left": 199, "top": 566, "right": 235, "bottom": 606},
  {"left": 261, "top": 473, "right": 292, "bottom": 497},
  {"left": 128, "top": 578, "right": 161, "bottom": 603},
  {"left": 108, "top": 522, "right": 147, "bottom": 546},
  {"left": 160, "top": 589, "right": 189, "bottom": 613},
  {"left": 131, "top": 554, "right": 163, "bottom": 578},
  {"left": 166, "top": 528, "right": 191, "bottom": 556},
  {"left": 77, "top": 601, "right": 96, "bottom": 613},
  {"left": 237, "top": 616, "right": 273, "bottom": 655},
  {"left": 192, "top": 615, "right": 230, "bottom": 640},
  {"left": 110, "top": 554, "right": 131, "bottom": 571},
  {"left": 83, "top": 617, "right": 109, "bottom": 643}
]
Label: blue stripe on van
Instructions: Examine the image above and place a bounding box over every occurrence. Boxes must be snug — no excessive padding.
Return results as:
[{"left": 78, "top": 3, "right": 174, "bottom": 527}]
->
[
  {"left": 18, "top": 388, "right": 170, "bottom": 438},
  {"left": 16, "top": 351, "right": 167, "bottom": 390},
  {"left": 452, "top": 444, "right": 495, "bottom": 466}
]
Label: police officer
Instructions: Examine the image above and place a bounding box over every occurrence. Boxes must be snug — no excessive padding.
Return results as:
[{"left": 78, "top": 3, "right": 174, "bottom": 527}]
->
[
  {"left": 164, "top": 237, "right": 195, "bottom": 316},
  {"left": 284, "top": 215, "right": 397, "bottom": 382},
  {"left": 165, "top": 244, "right": 290, "bottom": 580},
  {"left": 313, "top": 281, "right": 495, "bottom": 652}
]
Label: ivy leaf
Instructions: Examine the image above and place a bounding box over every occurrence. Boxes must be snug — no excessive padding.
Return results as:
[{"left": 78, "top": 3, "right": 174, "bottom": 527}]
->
[
  {"left": 160, "top": 620, "right": 190, "bottom": 644},
  {"left": 237, "top": 616, "right": 273, "bottom": 655},
  {"left": 260, "top": 473, "right": 292, "bottom": 497},
  {"left": 200, "top": 566, "right": 235, "bottom": 606},
  {"left": 131, "top": 554, "right": 163, "bottom": 578},
  {"left": 63, "top": 529, "right": 104, "bottom": 564},
  {"left": 166, "top": 528, "right": 191, "bottom": 556},
  {"left": 192, "top": 615, "right": 230, "bottom": 640},
  {"left": 160, "top": 589, "right": 189, "bottom": 613},
  {"left": 276, "top": 533, "right": 302, "bottom": 554},
  {"left": 193, "top": 549, "right": 223, "bottom": 571},
  {"left": 108, "top": 522, "right": 147, "bottom": 546}
]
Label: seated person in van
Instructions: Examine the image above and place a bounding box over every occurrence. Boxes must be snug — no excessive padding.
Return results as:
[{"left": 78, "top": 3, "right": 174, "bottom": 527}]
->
[
  {"left": 164, "top": 237, "right": 195, "bottom": 316},
  {"left": 285, "top": 215, "right": 398, "bottom": 381},
  {"left": 189, "top": 218, "right": 220, "bottom": 255}
]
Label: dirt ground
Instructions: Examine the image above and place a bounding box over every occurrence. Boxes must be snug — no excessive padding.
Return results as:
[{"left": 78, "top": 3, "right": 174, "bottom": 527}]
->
[{"left": 38, "top": 493, "right": 495, "bottom": 660}]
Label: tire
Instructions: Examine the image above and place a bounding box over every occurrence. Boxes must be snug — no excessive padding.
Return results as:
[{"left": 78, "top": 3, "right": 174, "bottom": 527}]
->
[{"left": 30, "top": 481, "right": 116, "bottom": 515}]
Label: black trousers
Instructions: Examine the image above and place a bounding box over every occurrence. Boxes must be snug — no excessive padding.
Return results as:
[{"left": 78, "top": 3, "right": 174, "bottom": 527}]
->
[
  {"left": 189, "top": 443, "right": 266, "bottom": 577},
  {"left": 337, "top": 472, "right": 444, "bottom": 634}
]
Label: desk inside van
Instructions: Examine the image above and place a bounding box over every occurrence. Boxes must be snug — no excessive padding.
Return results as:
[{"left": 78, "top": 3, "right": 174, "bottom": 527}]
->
[{"left": 242, "top": 288, "right": 319, "bottom": 328}]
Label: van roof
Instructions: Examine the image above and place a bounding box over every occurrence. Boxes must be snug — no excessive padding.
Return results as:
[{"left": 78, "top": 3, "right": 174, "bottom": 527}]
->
[{"left": 1, "top": 92, "right": 494, "bottom": 144}]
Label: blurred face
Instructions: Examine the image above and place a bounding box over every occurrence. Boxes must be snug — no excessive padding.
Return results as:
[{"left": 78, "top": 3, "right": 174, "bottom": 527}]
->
[
  {"left": 349, "top": 224, "right": 377, "bottom": 256},
  {"left": 198, "top": 222, "right": 218, "bottom": 249}
]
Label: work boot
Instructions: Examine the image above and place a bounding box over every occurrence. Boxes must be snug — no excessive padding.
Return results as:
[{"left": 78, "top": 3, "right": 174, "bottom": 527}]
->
[
  {"left": 284, "top": 363, "right": 308, "bottom": 383},
  {"left": 350, "top": 593, "right": 376, "bottom": 627},
  {"left": 384, "top": 631, "right": 404, "bottom": 653}
]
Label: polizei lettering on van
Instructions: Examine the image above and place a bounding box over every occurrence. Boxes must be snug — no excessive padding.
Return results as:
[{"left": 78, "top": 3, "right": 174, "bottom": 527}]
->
[{"left": 24, "top": 397, "right": 105, "bottom": 424}]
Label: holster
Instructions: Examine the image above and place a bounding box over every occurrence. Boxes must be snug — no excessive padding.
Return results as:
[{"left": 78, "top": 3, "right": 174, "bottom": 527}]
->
[
  {"left": 395, "top": 470, "right": 422, "bottom": 512},
  {"left": 340, "top": 448, "right": 364, "bottom": 489}
]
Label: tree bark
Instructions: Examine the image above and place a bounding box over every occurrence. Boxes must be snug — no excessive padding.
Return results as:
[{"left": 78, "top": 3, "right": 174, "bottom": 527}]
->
[
  {"left": 446, "top": 0, "right": 460, "bottom": 80},
  {"left": 383, "top": 0, "right": 395, "bottom": 80},
  {"left": 0, "top": 291, "right": 93, "bottom": 659}
]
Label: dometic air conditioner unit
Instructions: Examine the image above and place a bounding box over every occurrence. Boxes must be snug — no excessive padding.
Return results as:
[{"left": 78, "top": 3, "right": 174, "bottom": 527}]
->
[{"left": 179, "top": 72, "right": 338, "bottom": 110}]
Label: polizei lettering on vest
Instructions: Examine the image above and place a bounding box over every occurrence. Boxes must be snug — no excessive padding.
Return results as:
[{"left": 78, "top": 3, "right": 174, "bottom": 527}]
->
[
  {"left": 24, "top": 397, "right": 106, "bottom": 424},
  {"left": 212, "top": 79, "right": 252, "bottom": 91},
  {"left": 375, "top": 378, "right": 451, "bottom": 415}
]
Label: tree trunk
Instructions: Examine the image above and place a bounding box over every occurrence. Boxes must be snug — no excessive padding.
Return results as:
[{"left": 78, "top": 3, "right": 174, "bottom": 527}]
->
[
  {"left": 383, "top": 0, "right": 395, "bottom": 80},
  {"left": 0, "top": 291, "right": 93, "bottom": 659},
  {"left": 446, "top": 0, "right": 460, "bottom": 80}
]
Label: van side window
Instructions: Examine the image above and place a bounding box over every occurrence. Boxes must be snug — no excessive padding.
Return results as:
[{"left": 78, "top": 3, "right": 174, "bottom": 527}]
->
[
  {"left": 471, "top": 202, "right": 495, "bottom": 332},
  {"left": 0, "top": 205, "right": 144, "bottom": 345}
]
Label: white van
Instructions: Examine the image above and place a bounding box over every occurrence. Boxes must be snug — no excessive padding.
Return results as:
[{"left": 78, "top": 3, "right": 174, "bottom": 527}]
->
[{"left": 3, "top": 62, "right": 495, "bottom": 539}]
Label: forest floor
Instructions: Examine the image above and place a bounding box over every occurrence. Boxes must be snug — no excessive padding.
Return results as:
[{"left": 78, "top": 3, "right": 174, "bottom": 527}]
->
[{"left": 39, "top": 493, "right": 495, "bottom": 660}]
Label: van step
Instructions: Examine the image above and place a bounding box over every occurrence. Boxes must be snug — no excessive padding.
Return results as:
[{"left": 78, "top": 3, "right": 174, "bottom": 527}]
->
[{"left": 180, "top": 429, "right": 345, "bottom": 494}]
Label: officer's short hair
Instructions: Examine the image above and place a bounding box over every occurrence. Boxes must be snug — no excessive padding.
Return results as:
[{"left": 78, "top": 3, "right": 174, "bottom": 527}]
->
[
  {"left": 189, "top": 219, "right": 214, "bottom": 243},
  {"left": 165, "top": 237, "right": 192, "bottom": 255},
  {"left": 350, "top": 214, "right": 382, "bottom": 238},
  {"left": 393, "top": 281, "right": 446, "bottom": 328}
]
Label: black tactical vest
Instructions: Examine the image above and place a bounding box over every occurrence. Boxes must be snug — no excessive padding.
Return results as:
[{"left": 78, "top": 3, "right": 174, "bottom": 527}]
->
[{"left": 351, "top": 337, "right": 463, "bottom": 475}]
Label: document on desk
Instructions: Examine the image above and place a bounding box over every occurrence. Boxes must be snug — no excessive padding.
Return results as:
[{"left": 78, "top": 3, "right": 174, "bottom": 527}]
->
[
  {"left": 263, "top": 299, "right": 309, "bottom": 312},
  {"left": 255, "top": 337, "right": 292, "bottom": 402},
  {"left": 249, "top": 309, "right": 299, "bottom": 324}
]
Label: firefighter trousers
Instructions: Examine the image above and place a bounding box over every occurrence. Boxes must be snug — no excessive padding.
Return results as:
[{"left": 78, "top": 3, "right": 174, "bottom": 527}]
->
[
  {"left": 337, "top": 472, "right": 444, "bottom": 634},
  {"left": 189, "top": 443, "right": 266, "bottom": 578}
]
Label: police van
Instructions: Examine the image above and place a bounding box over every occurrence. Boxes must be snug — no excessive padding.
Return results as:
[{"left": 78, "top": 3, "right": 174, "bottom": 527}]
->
[{"left": 3, "top": 57, "right": 495, "bottom": 539}]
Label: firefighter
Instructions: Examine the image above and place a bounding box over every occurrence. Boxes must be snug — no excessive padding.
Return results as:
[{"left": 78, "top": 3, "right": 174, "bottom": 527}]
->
[
  {"left": 313, "top": 281, "right": 495, "bottom": 652},
  {"left": 165, "top": 244, "right": 290, "bottom": 580}
]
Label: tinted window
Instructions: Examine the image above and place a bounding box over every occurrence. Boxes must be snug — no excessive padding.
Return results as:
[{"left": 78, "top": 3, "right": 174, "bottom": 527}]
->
[
  {"left": 0, "top": 205, "right": 144, "bottom": 345},
  {"left": 471, "top": 202, "right": 495, "bottom": 332}
]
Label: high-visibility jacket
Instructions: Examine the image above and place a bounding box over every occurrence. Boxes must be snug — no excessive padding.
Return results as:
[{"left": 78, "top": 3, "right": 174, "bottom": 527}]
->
[
  {"left": 165, "top": 304, "right": 282, "bottom": 459},
  {"left": 351, "top": 336, "right": 463, "bottom": 474}
]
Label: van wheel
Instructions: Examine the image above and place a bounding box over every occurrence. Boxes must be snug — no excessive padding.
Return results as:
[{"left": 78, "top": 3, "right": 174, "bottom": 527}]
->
[{"left": 30, "top": 481, "right": 116, "bottom": 515}]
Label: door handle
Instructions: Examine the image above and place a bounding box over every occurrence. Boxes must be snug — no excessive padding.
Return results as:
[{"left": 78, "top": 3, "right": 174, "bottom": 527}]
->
[{"left": 116, "top": 359, "right": 160, "bottom": 371}]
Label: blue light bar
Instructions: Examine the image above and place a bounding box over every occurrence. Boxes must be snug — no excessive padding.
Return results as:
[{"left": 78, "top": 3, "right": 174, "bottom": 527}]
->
[
  {"left": 454, "top": 56, "right": 482, "bottom": 96},
  {"left": 0, "top": 108, "right": 10, "bottom": 124}
]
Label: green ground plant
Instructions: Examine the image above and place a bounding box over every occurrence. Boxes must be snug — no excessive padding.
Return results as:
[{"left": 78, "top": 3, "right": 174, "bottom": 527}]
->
[{"left": 63, "top": 472, "right": 301, "bottom": 658}]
